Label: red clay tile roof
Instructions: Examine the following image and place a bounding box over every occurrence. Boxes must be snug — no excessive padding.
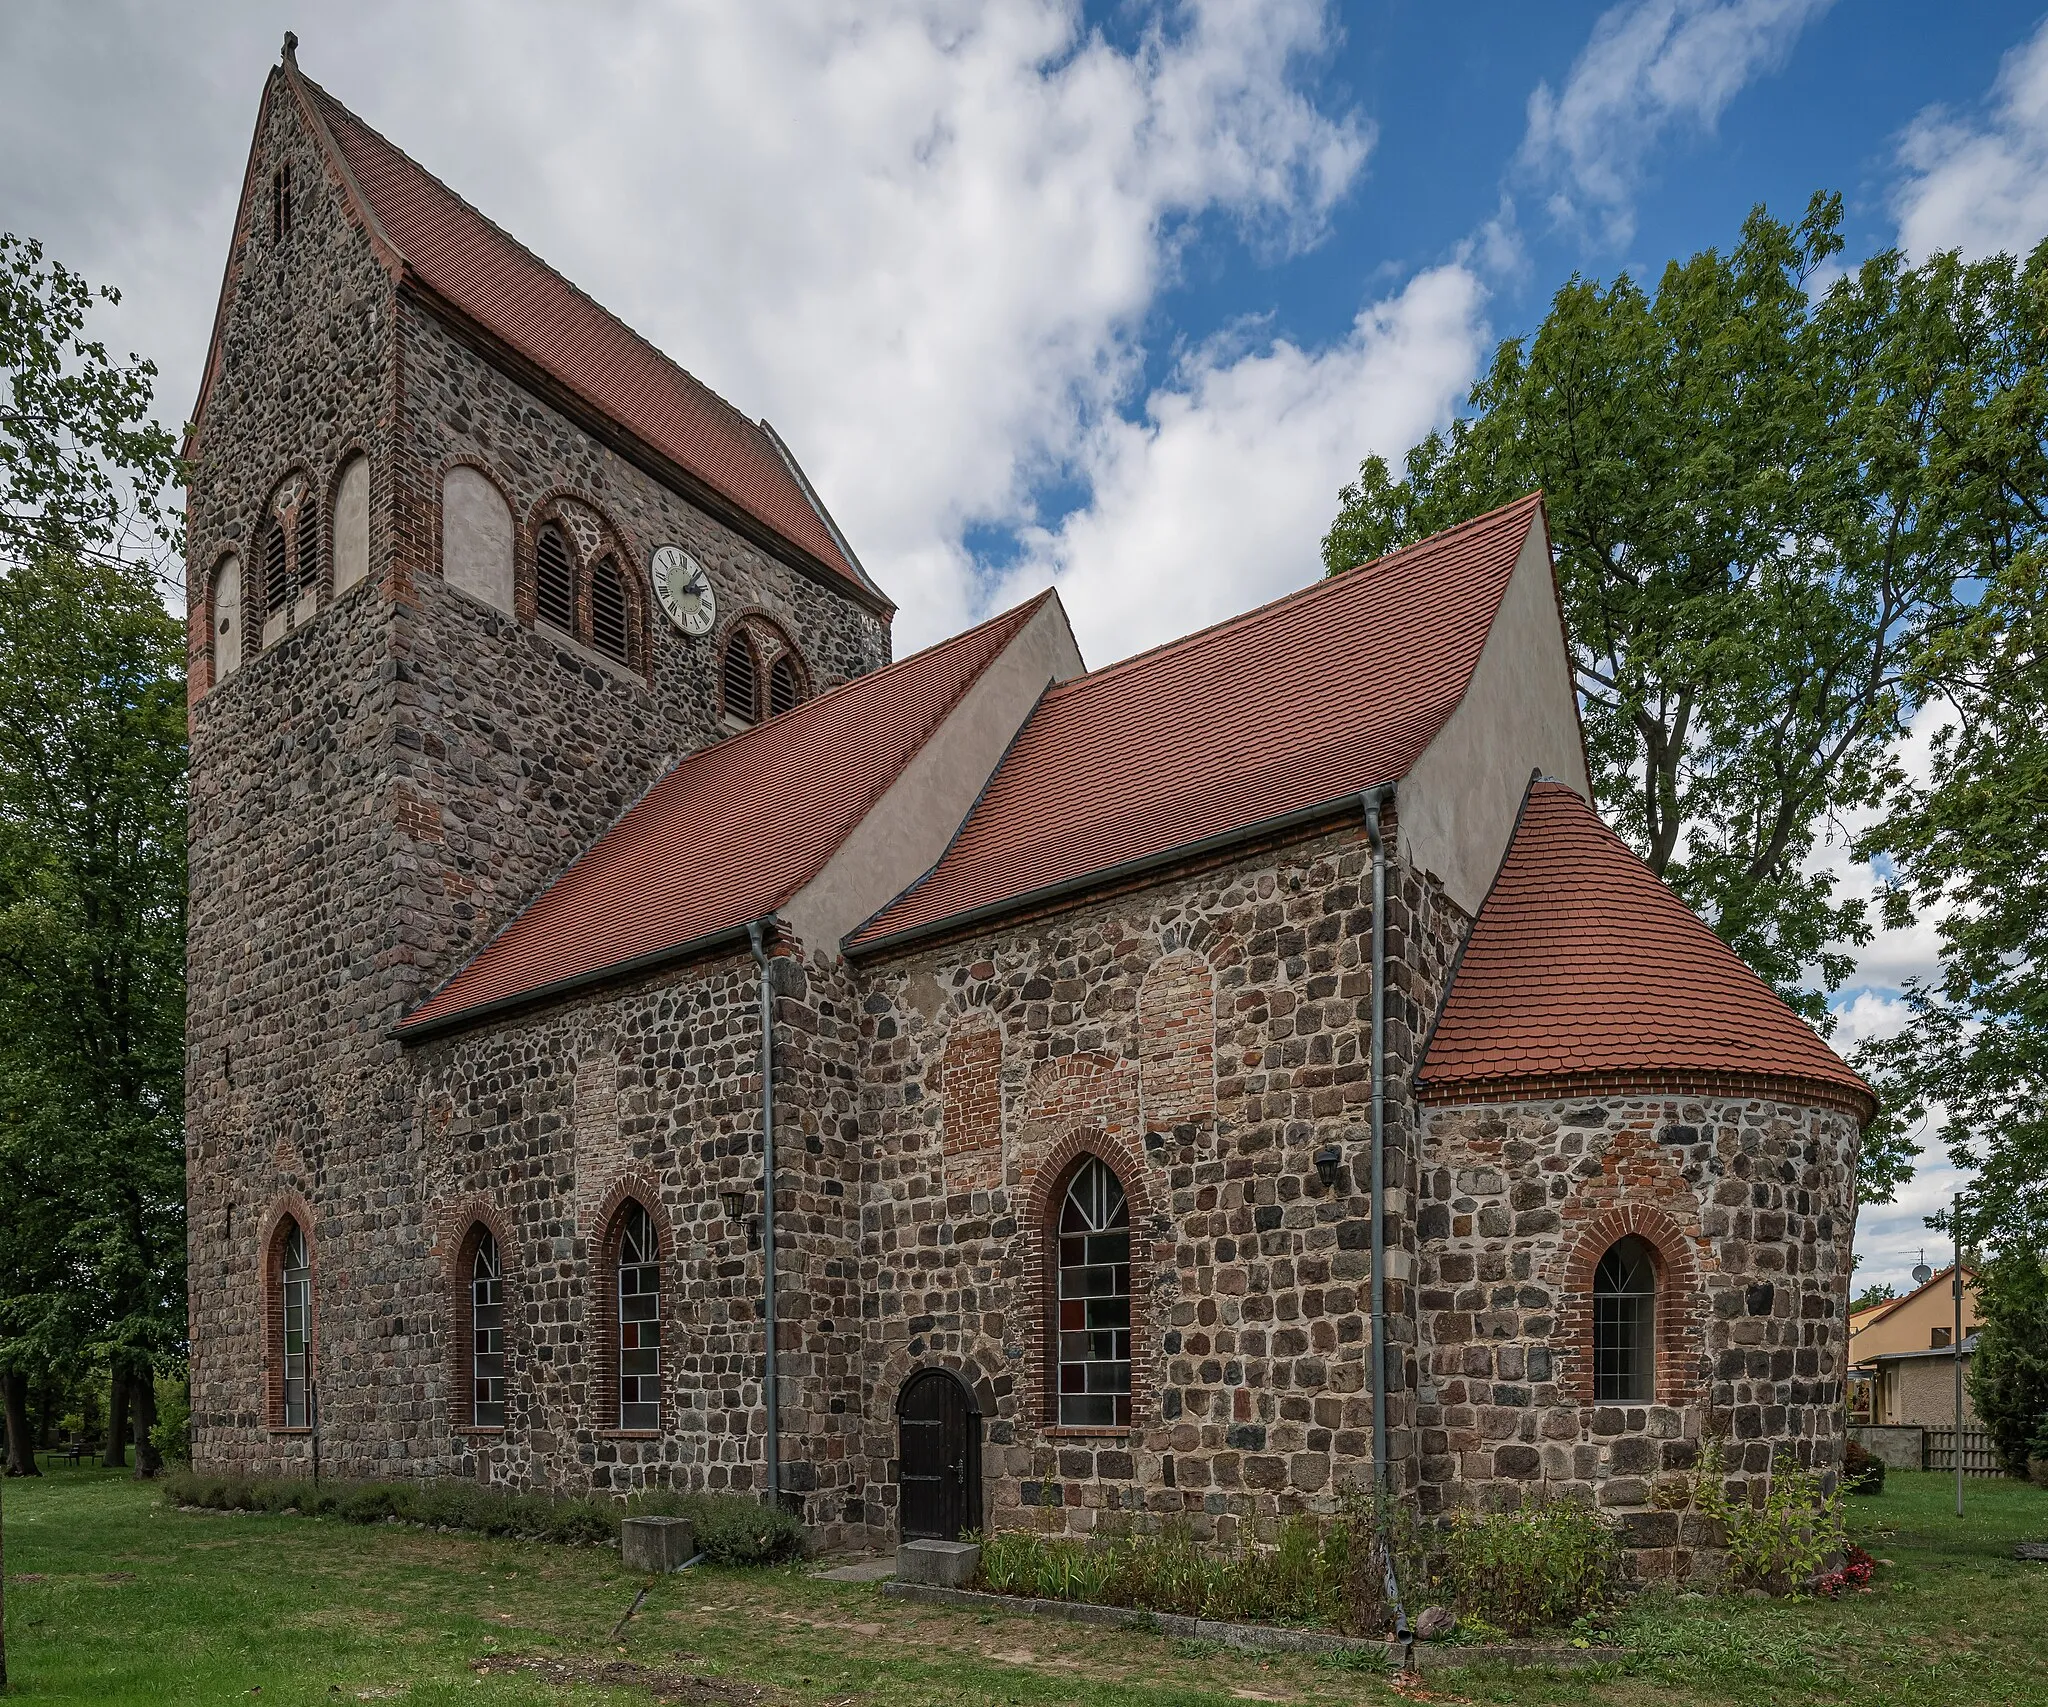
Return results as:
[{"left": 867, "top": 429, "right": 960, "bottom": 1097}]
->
[
  {"left": 1415, "top": 781, "right": 1875, "bottom": 1119},
  {"left": 848, "top": 494, "right": 1548, "bottom": 952},
  {"left": 298, "top": 75, "right": 876, "bottom": 603},
  {"left": 399, "top": 596, "right": 1051, "bottom": 1038}
]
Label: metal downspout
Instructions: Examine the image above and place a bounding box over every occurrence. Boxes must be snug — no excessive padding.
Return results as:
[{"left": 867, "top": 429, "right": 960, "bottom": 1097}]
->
[{"left": 747, "top": 921, "right": 781, "bottom": 1512}]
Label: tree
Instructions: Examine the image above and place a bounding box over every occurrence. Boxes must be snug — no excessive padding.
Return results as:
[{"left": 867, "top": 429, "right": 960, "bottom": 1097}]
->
[
  {"left": 1966, "top": 1244, "right": 2048, "bottom": 1478},
  {"left": 1324, "top": 197, "right": 2038, "bottom": 1204},
  {"left": 0, "top": 234, "right": 184, "bottom": 1495},
  {"left": 1850, "top": 1281, "right": 1898, "bottom": 1314}
]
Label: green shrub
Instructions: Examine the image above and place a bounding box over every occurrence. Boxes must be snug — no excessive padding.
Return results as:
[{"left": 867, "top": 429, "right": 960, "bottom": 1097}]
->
[
  {"left": 1435, "top": 1497, "right": 1624, "bottom": 1635},
  {"left": 158, "top": 1471, "right": 800, "bottom": 1562},
  {"left": 1841, "top": 1439, "right": 1885, "bottom": 1495},
  {"left": 1690, "top": 1440, "right": 1844, "bottom": 1594},
  {"left": 150, "top": 1386, "right": 192, "bottom": 1466}
]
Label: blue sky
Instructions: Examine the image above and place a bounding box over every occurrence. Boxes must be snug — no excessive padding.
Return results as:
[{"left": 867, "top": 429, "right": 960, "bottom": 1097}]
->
[{"left": 4, "top": 0, "right": 2043, "bottom": 1290}]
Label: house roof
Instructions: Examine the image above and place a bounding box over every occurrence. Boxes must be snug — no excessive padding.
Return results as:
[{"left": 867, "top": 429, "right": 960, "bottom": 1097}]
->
[
  {"left": 847, "top": 493, "right": 1548, "bottom": 953},
  {"left": 398, "top": 595, "right": 1052, "bottom": 1039},
  {"left": 1865, "top": 1332, "right": 1978, "bottom": 1367},
  {"left": 1415, "top": 781, "right": 1876, "bottom": 1120},
  {"left": 205, "top": 52, "right": 877, "bottom": 606},
  {"left": 1850, "top": 1265, "right": 1977, "bottom": 1337}
]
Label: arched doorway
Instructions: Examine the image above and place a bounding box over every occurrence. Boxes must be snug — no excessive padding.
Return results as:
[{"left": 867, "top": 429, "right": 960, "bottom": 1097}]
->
[{"left": 897, "top": 1367, "right": 981, "bottom": 1541}]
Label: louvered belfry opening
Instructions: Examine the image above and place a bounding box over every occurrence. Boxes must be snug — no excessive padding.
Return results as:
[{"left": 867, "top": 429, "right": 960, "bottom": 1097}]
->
[
  {"left": 295, "top": 503, "right": 320, "bottom": 601},
  {"left": 590, "top": 556, "right": 629, "bottom": 666},
  {"left": 769, "top": 652, "right": 801, "bottom": 717},
  {"left": 534, "top": 524, "right": 574, "bottom": 631},
  {"left": 263, "top": 520, "right": 290, "bottom": 617},
  {"left": 723, "top": 632, "right": 758, "bottom": 723}
]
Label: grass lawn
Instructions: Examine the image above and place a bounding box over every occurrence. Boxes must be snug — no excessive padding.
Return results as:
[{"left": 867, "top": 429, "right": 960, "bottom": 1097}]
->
[{"left": 1, "top": 1467, "right": 2044, "bottom": 1706}]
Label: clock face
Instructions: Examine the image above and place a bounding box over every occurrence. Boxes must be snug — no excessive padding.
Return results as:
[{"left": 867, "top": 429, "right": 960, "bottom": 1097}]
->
[{"left": 651, "top": 544, "right": 716, "bottom": 636}]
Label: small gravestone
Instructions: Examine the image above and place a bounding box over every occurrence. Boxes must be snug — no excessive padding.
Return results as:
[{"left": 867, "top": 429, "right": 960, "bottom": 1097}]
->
[
  {"left": 621, "top": 1516, "right": 696, "bottom": 1574},
  {"left": 895, "top": 1539, "right": 980, "bottom": 1588}
]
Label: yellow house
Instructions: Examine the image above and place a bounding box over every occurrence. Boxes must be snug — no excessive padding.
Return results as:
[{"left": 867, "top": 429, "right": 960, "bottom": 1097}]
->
[{"left": 1847, "top": 1265, "right": 1980, "bottom": 1422}]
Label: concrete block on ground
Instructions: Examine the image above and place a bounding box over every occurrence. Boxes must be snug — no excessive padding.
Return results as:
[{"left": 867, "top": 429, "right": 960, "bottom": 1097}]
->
[
  {"left": 1849, "top": 1425, "right": 1923, "bottom": 1471},
  {"left": 621, "top": 1516, "right": 696, "bottom": 1574},
  {"left": 896, "top": 1539, "right": 980, "bottom": 1587}
]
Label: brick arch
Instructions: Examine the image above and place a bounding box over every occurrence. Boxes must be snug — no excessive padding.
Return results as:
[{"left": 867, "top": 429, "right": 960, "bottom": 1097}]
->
[
  {"left": 715, "top": 606, "right": 809, "bottom": 721},
  {"left": 589, "top": 1175, "right": 671, "bottom": 1436},
  {"left": 1021, "top": 1129, "right": 1161, "bottom": 1431},
  {"left": 204, "top": 547, "right": 245, "bottom": 686},
  {"left": 256, "top": 464, "right": 316, "bottom": 628},
  {"left": 324, "top": 438, "right": 375, "bottom": 596},
  {"left": 256, "top": 1192, "right": 317, "bottom": 1433},
  {"left": 1555, "top": 1202, "right": 1709, "bottom": 1407},
  {"left": 438, "top": 1197, "right": 519, "bottom": 1433}
]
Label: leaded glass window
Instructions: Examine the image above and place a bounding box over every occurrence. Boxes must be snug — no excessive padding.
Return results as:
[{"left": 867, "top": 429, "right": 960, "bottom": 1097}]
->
[
  {"left": 281, "top": 1220, "right": 312, "bottom": 1429},
  {"left": 1593, "top": 1235, "right": 1657, "bottom": 1403},
  {"left": 617, "top": 1202, "right": 660, "bottom": 1431},
  {"left": 1057, "top": 1158, "right": 1131, "bottom": 1427},
  {"left": 472, "top": 1230, "right": 506, "bottom": 1428}
]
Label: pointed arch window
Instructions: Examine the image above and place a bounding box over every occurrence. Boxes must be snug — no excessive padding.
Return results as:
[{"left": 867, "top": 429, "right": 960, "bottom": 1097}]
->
[
  {"left": 590, "top": 556, "right": 629, "bottom": 666},
  {"left": 280, "top": 1220, "right": 313, "bottom": 1430},
  {"left": 534, "top": 523, "right": 575, "bottom": 632},
  {"left": 263, "top": 519, "right": 290, "bottom": 619},
  {"left": 723, "top": 632, "right": 759, "bottom": 724},
  {"left": 617, "top": 1201, "right": 661, "bottom": 1431},
  {"left": 471, "top": 1230, "right": 507, "bottom": 1428},
  {"left": 1592, "top": 1235, "right": 1658, "bottom": 1403},
  {"left": 768, "top": 653, "right": 801, "bottom": 717},
  {"left": 1057, "top": 1158, "right": 1131, "bottom": 1426}
]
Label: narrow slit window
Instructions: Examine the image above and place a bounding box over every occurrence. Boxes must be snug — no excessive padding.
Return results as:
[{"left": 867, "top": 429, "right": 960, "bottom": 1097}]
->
[
  {"left": 271, "top": 162, "right": 294, "bottom": 244},
  {"left": 281, "top": 1220, "right": 313, "bottom": 1429},
  {"left": 590, "top": 556, "right": 629, "bottom": 666},
  {"left": 723, "top": 633, "right": 758, "bottom": 724},
  {"left": 1057, "top": 1157, "right": 1132, "bottom": 1427},
  {"left": 1592, "top": 1235, "right": 1658, "bottom": 1403},
  {"left": 535, "top": 524, "right": 575, "bottom": 631},
  {"left": 264, "top": 520, "right": 290, "bottom": 618},
  {"left": 295, "top": 502, "right": 320, "bottom": 602},
  {"left": 768, "top": 653, "right": 801, "bottom": 717},
  {"left": 471, "top": 1230, "right": 506, "bottom": 1429},
  {"left": 617, "top": 1202, "right": 660, "bottom": 1431}
]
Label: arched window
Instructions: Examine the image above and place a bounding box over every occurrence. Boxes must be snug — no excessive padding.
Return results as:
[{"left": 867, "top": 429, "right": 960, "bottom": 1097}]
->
[
  {"left": 534, "top": 523, "right": 575, "bottom": 631},
  {"left": 1057, "top": 1157, "right": 1131, "bottom": 1427},
  {"left": 1593, "top": 1235, "right": 1658, "bottom": 1403},
  {"left": 723, "top": 632, "right": 759, "bottom": 724},
  {"left": 212, "top": 554, "right": 243, "bottom": 681},
  {"left": 471, "top": 1230, "right": 507, "bottom": 1428},
  {"left": 280, "top": 1219, "right": 313, "bottom": 1429},
  {"left": 263, "top": 519, "right": 290, "bottom": 620},
  {"left": 295, "top": 501, "right": 321, "bottom": 602},
  {"left": 616, "top": 1201, "right": 660, "bottom": 1430},
  {"left": 768, "top": 652, "right": 802, "bottom": 717},
  {"left": 589, "top": 556, "right": 629, "bottom": 666}
]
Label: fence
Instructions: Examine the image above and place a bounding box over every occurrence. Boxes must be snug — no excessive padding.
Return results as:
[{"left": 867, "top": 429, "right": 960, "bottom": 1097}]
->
[{"left": 1922, "top": 1427, "right": 2002, "bottom": 1477}]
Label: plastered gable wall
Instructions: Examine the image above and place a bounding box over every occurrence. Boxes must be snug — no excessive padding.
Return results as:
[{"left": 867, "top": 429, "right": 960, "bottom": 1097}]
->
[
  {"left": 1400, "top": 517, "right": 1591, "bottom": 914},
  {"left": 1416, "top": 1095, "right": 1859, "bottom": 1580},
  {"left": 852, "top": 822, "right": 1466, "bottom": 1545}
]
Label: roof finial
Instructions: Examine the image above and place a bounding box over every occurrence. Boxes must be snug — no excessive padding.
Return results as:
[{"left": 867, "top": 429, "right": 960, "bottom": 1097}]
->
[{"left": 282, "top": 31, "right": 299, "bottom": 63}]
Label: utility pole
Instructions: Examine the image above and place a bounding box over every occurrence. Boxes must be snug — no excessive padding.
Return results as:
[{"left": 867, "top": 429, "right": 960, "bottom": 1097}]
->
[{"left": 1953, "top": 1192, "right": 1966, "bottom": 1518}]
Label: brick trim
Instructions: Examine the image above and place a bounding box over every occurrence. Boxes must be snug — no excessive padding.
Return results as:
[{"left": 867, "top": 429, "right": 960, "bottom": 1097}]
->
[
  {"left": 588, "top": 1175, "right": 669, "bottom": 1436},
  {"left": 1416, "top": 1069, "right": 1873, "bottom": 1124},
  {"left": 714, "top": 606, "right": 808, "bottom": 723},
  {"left": 518, "top": 487, "right": 647, "bottom": 674},
  {"left": 256, "top": 1193, "right": 318, "bottom": 1434},
  {"left": 1555, "top": 1203, "right": 1708, "bottom": 1408},
  {"left": 437, "top": 1198, "right": 518, "bottom": 1432},
  {"left": 1021, "top": 1130, "right": 1161, "bottom": 1431}
]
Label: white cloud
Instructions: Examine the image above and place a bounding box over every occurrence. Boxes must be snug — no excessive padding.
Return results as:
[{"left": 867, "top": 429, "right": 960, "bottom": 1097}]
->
[
  {"left": 1895, "top": 16, "right": 2048, "bottom": 261},
  {"left": 996, "top": 263, "right": 1486, "bottom": 653},
  {"left": 1855, "top": 1147, "right": 1973, "bottom": 1298},
  {"left": 1519, "top": 0, "right": 1832, "bottom": 247},
  {"left": 0, "top": 0, "right": 1431, "bottom": 656}
]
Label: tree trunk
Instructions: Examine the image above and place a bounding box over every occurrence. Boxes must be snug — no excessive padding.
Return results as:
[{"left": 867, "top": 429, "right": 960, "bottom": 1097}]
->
[
  {"left": 103, "top": 1364, "right": 129, "bottom": 1469},
  {"left": 130, "top": 1364, "right": 162, "bottom": 1479},
  {"left": 2, "top": 1368, "right": 40, "bottom": 1476}
]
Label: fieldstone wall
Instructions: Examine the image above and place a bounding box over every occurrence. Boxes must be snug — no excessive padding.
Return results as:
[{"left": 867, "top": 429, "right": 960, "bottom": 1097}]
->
[
  {"left": 1413, "top": 1094, "right": 1861, "bottom": 1579},
  {"left": 853, "top": 822, "right": 1466, "bottom": 1548}
]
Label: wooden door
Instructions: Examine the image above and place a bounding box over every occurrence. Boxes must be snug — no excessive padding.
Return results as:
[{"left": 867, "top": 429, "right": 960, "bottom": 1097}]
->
[{"left": 898, "top": 1368, "right": 979, "bottom": 1541}]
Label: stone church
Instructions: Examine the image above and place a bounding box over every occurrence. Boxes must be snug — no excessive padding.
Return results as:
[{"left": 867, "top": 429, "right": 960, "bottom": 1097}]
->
[{"left": 185, "top": 44, "right": 1873, "bottom": 1573}]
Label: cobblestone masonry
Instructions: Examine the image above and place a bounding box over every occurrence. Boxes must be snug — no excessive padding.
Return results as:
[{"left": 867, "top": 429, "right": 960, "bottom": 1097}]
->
[
  {"left": 183, "top": 77, "right": 886, "bottom": 1497},
  {"left": 1414, "top": 1096, "right": 1861, "bottom": 1580},
  {"left": 852, "top": 821, "right": 1465, "bottom": 1547}
]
